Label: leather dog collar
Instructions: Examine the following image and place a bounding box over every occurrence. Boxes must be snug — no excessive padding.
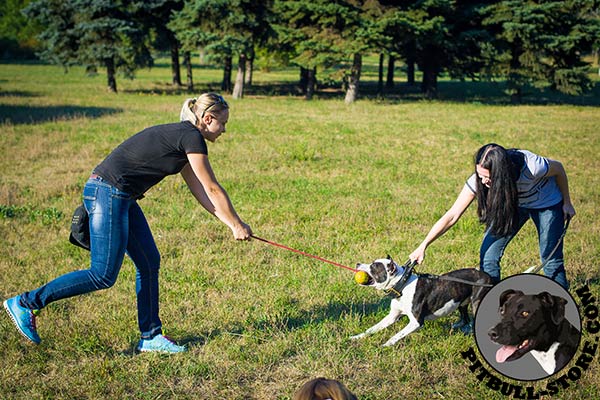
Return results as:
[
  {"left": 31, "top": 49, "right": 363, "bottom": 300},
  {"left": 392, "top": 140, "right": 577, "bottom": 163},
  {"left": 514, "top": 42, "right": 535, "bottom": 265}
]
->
[{"left": 384, "top": 260, "right": 416, "bottom": 298}]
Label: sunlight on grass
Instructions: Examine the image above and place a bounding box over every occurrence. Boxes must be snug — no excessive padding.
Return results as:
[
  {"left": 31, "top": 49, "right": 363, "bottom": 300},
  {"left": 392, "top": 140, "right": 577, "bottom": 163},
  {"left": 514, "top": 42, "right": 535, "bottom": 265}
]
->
[{"left": 1, "top": 60, "right": 599, "bottom": 399}]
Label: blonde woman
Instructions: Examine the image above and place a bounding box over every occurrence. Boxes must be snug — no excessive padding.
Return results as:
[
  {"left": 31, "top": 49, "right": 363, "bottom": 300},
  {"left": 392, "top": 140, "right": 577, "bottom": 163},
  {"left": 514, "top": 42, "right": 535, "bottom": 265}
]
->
[{"left": 4, "top": 93, "right": 252, "bottom": 353}]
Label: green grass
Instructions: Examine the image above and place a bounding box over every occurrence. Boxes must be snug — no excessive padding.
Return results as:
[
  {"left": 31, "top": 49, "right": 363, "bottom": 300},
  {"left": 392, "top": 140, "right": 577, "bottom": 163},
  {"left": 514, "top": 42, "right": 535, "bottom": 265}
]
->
[{"left": 1, "top": 60, "right": 599, "bottom": 399}]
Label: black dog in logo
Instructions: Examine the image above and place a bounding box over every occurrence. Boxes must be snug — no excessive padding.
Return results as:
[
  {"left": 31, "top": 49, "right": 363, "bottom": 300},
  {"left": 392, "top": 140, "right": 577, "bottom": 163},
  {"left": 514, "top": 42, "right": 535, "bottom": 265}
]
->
[{"left": 488, "top": 289, "right": 579, "bottom": 375}]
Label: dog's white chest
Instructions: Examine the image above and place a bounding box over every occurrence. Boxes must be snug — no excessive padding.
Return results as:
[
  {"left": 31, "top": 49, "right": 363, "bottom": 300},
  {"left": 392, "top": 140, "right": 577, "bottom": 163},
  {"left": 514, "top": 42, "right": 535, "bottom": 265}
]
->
[
  {"left": 390, "top": 278, "right": 418, "bottom": 312},
  {"left": 531, "top": 342, "right": 560, "bottom": 374}
]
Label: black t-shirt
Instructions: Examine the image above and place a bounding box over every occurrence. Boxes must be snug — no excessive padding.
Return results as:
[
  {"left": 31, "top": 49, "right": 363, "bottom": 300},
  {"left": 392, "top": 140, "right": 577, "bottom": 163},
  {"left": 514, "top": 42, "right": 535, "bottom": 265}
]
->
[{"left": 93, "top": 121, "right": 207, "bottom": 198}]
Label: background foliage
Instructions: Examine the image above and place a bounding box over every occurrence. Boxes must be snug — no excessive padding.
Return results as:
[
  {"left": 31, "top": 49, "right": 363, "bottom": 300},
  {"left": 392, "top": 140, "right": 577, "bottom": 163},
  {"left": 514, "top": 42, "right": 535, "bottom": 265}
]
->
[{"left": 3, "top": 0, "right": 600, "bottom": 100}]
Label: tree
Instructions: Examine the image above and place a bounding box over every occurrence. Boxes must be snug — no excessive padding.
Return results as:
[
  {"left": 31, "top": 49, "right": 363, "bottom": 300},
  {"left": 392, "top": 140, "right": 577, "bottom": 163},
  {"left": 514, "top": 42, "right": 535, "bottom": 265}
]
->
[
  {"left": 170, "top": 0, "right": 272, "bottom": 98},
  {"left": 374, "top": 1, "right": 493, "bottom": 98},
  {"left": 227, "top": 1, "right": 273, "bottom": 99},
  {"left": 344, "top": 0, "right": 387, "bottom": 103},
  {"left": 24, "top": 0, "right": 153, "bottom": 92},
  {"left": 0, "top": 0, "right": 42, "bottom": 59},
  {"left": 483, "top": 0, "right": 600, "bottom": 102},
  {"left": 273, "top": 0, "right": 370, "bottom": 102},
  {"left": 133, "top": 0, "right": 184, "bottom": 87}
]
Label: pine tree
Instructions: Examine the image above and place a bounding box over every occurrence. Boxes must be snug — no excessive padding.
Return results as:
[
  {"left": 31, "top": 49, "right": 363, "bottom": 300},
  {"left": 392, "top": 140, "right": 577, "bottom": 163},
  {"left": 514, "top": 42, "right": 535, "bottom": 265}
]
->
[
  {"left": 24, "top": 0, "right": 153, "bottom": 92},
  {"left": 273, "top": 0, "right": 369, "bottom": 101},
  {"left": 170, "top": 0, "right": 272, "bottom": 98},
  {"left": 483, "top": 0, "right": 600, "bottom": 102},
  {"left": 133, "top": 0, "right": 184, "bottom": 87}
]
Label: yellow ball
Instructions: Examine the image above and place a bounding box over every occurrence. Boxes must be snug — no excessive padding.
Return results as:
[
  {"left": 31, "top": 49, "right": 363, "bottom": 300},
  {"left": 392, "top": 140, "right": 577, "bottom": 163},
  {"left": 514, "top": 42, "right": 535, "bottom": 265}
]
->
[{"left": 354, "top": 270, "right": 369, "bottom": 285}]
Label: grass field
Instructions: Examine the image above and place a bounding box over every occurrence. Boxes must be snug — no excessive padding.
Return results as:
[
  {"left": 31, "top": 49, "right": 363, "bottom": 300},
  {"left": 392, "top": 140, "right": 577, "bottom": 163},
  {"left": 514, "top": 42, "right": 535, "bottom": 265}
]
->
[{"left": 1, "top": 59, "right": 599, "bottom": 399}]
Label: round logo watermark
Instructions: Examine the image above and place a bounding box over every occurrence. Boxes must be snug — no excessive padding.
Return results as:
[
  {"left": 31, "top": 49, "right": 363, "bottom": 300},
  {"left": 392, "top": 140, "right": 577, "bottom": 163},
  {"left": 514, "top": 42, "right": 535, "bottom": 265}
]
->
[{"left": 474, "top": 274, "right": 581, "bottom": 381}]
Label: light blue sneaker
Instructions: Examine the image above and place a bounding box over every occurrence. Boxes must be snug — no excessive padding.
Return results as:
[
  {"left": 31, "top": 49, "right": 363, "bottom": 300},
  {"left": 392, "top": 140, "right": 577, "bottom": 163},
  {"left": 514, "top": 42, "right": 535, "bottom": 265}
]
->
[
  {"left": 3, "top": 295, "right": 41, "bottom": 344},
  {"left": 136, "top": 334, "right": 186, "bottom": 354}
]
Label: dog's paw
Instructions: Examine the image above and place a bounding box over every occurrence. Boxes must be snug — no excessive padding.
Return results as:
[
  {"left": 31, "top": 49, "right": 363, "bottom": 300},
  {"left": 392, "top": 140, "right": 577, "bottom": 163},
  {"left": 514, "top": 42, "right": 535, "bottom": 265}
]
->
[
  {"left": 382, "top": 339, "right": 399, "bottom": 347},
  {"left": 349, "top": 334, "right": 364, "bottom": 341},
  {"left": 451, "top": 319, "right": 469, "bottom": 330},
  {"left": 459, "top": 322, "right": 474, "bottom": 335}
]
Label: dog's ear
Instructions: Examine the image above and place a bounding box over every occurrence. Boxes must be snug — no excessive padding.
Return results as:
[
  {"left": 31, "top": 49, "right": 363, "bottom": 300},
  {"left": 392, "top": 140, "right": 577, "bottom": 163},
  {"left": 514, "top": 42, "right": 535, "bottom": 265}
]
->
[
  {"left": 386, "top": 254, "right": 396, "bottom": 270},
  {"left": 499, "top": 289, "right": 523, "bottom": 308},
  {"left": 383, "top": 259, "right": 395, "bottom": 274},
  {"left": 538, "top": 292, "right": 567, "bottom": 326}
]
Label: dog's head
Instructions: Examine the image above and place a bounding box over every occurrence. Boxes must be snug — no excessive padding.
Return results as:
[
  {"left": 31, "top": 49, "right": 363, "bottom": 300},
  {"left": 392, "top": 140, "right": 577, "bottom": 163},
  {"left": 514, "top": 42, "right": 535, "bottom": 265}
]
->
[
  {"left": 488, "top": 289, "right": 568, "bottom": 364},
  {"left": 354, "top": 256, "right": 404, "bottom": 291}
]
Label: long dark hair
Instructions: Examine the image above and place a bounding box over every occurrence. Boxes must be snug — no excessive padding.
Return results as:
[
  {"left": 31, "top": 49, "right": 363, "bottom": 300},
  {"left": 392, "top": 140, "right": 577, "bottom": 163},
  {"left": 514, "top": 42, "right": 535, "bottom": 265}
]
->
[{"left": 474, "top": 144, "right": 523, "bottom": 236}]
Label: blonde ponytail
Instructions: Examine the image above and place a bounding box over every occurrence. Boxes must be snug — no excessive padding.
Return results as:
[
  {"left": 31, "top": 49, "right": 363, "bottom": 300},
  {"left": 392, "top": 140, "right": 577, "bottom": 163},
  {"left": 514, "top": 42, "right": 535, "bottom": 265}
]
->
[{"left": 180, "top": 98, "right": 198, "bottom": 124}]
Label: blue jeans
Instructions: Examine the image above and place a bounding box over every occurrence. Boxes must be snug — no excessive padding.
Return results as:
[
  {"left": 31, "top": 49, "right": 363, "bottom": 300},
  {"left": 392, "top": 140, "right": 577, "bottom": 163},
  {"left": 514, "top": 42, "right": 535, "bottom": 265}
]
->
[
  {"left": 20, "top": 177, "right": 162, "bottom": 339},
  {"left": 479, "top": 201, "right": 568, "bottom": 289}
]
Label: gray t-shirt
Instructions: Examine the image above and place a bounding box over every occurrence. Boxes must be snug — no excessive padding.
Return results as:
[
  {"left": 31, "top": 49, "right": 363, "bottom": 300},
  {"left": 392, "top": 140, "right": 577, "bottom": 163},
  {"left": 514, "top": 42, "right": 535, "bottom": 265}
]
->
[{"left": 465, "top": 149, "right": 562, "bottom": 209}]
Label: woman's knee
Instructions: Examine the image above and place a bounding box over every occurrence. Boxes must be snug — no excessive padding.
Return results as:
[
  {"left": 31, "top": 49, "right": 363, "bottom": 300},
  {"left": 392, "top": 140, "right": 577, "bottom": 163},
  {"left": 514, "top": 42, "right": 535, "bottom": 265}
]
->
[{"left": 88, "top": 268, "right": 119, "bottom": 290}]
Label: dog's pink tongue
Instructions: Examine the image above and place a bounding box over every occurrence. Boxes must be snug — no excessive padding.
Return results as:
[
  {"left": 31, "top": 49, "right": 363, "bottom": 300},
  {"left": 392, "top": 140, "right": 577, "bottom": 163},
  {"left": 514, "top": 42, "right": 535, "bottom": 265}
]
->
[{"left": 496, "top": 345, "right": 518, "bottom": 363}]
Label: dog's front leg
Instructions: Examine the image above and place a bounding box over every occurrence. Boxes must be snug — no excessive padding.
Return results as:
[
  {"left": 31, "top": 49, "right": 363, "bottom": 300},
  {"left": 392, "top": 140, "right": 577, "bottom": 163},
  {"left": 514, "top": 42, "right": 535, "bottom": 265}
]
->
[
  {"left": 382, "top": 315, "right": 422, "bottom": 347},
  {"left": 350, "top": 307, "right": 403, "bottom": 341}
]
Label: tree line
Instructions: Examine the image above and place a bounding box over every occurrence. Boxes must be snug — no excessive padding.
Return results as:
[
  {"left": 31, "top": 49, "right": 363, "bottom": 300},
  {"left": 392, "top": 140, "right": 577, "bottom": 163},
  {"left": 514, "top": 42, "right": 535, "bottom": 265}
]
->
[{"left": 3, "top": 0, "right": 600, "bottom": 103}]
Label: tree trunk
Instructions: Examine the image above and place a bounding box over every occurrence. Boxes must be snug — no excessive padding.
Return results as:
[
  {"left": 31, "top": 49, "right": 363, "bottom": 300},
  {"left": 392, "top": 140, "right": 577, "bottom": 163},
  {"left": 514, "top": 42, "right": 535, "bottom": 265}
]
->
[
  {"left": 406, "top": 41, "right": 416, "bottom": 85},
  {"left": 222, "top": 55, "right": 232, "bottom": 93},
  {"left": 198, "top": 47, "right": 206, "bottom": 65},
  {"left": 406, "top": 61, "right": 415, "bottom": 86},
  {"left": 171, "top": 42, "right": 182, "bottom": 86},
  {"left": 377, "top": 53, "right": 384, "bottom": 96},
  {"left": 421, "top": 62, "right": 438, "bottom": 99},
  {"left": 184, "top": 51, "right": 194, "bottom": 92},
  {"left": 510, "top": 86, "right": 522, "bottom": 104},
  {"left": 344, "top": 53, "right": 362, "bottom": 104},
  {"left": 420, "top": 48, "right": 438, "bottom": 99},
  {"left": 105, "top": 57, "right": 117, "bottom": 93},
  {"left": 508, "top": 44, "right": 522, "bottom": 104},
  {"left": 386, "top": 55, "right": 395, "bottom": 89},
  {"left": 300, "top": 67, "right": 309, "bottom": 94},
  {"left": 305, "top": 67, "right": 316, "bottom": 100},
  {"left": 245, "top": 47, "right": 254, "bottom": 85},
  {"left": 232, "top": 53, "right": 246, "bottom": 99}
]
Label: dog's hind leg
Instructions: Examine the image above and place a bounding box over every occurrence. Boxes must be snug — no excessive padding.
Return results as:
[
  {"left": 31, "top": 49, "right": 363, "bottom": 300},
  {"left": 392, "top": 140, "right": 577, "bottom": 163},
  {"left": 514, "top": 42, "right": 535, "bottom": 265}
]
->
[
  {"left": 350, "top": 307, "right": 403, "bottom": 341},
  {"left": 451, "top": 305, "right": 471, "bottom": 331},
  {"left": 382, "top": 315, "right": 422, "bottom": 347}
]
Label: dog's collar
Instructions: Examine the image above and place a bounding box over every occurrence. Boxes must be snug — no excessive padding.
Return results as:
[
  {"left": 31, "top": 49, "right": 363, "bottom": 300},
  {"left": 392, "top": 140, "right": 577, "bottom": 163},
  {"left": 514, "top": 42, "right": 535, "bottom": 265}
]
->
[{"left": 384, "top": 260, "right": 416, "bottom": 298}]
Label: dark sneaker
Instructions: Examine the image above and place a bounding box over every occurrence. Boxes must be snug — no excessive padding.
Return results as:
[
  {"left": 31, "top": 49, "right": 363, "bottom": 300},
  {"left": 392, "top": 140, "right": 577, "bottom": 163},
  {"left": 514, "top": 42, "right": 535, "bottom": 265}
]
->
[{"left": 3, "top": 295, "right": 41, "bottom": 344}]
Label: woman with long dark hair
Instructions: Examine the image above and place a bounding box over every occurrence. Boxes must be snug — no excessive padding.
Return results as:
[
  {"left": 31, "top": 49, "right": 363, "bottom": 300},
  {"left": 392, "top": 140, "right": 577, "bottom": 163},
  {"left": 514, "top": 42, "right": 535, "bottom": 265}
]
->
[{"left": 409, "top": 143, "right": 575, "bottom": 289}]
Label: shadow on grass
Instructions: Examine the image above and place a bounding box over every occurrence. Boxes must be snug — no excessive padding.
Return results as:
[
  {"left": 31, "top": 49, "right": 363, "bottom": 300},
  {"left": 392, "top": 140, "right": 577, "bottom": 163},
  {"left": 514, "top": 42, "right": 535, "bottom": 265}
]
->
[
  {"left": 0, "top": 90, "right": 42, "bottom": 98},
  {"left": 122, "top": 80, "right": 304, "bottom": 97},
  {"left": 358, "top": 80, "right": 600, "bottom": 106},
  {"left": 246, "top": 299, "right": 389, "bottom": 334},
  {"left": 0, "top": 104, "right": 123, "bottom": 125},
  {"left": 126, "top": 78, "right": 600, "bottom": 106}
]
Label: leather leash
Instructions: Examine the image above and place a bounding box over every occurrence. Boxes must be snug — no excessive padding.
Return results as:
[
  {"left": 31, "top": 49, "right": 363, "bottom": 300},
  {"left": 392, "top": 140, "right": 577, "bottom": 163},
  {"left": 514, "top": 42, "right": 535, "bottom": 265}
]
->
[
  {"left": 251, "top": 234, "right": 358, "bottom": 273},
  {"left": 524, "top": 216, "right": 572, "bottom": 274}
]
